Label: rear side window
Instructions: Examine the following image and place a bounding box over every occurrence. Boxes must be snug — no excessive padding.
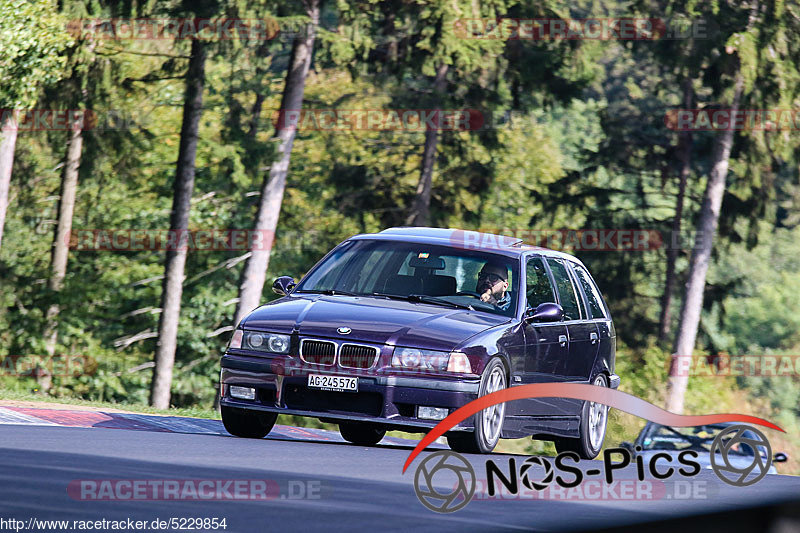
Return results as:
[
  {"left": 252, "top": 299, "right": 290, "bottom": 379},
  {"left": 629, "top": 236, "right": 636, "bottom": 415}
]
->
[
  {"left": 546, "top": 258, "right": 582, "bottom": 320},
  {"left": 573, "top": 265, "right": 606, "bottom": 319},
  {"left": 526, "top": 257, "right": 556, "bottom": 309}
]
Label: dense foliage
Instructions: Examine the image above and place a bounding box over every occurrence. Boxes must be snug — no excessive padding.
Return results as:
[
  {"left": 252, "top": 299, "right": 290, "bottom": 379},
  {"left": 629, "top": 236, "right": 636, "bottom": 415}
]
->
[{"left": 0, "top": 0, "right": 798, "bottom": 467}]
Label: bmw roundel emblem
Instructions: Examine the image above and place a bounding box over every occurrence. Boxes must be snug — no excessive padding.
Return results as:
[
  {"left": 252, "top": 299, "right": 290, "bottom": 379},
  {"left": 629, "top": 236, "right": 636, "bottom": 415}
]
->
[{"left": 337, "top": 326, "right": 351, "bottom": 335}]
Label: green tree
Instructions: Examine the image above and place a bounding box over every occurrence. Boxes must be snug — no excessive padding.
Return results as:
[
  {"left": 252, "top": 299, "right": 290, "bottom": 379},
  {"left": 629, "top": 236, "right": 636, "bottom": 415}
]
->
[
  {"left": 339, "top": 0, "right": 510, "bottom": 226},
  {"left": 0, "top": 0, "right": 71, "bottom": 252},
  {"left": 233, "top": 0, "right": 321, "bottom": 327},
  {"left": 663, "top": 0, "right": 800, "bottom": 412}
]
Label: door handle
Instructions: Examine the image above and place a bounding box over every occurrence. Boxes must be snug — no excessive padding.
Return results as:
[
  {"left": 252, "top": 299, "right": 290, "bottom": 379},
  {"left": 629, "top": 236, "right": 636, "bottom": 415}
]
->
[
  {"left": 590, "top": 332, "right": 598, "bottom": 345},
  {"left": 558, "top": 335, "right": 567, "bottom": 347}
]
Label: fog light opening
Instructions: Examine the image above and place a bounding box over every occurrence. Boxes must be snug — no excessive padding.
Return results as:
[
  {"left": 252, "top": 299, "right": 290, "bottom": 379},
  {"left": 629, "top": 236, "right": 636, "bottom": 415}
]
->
[
  {"left": 418, "top": 406, "right": 449, "bottom": 420},
  {"left": 230, "top": 386, "right": 256, "bottom": 400}
]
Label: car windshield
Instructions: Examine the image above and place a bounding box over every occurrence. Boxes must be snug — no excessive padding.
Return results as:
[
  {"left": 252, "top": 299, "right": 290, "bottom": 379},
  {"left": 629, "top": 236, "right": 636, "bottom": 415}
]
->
[
  {"left": 294, "top": 239, "right": 519, "bottom": 317},
  {"left": 642, "top": 424, "right": 757, "bottom": 456}
]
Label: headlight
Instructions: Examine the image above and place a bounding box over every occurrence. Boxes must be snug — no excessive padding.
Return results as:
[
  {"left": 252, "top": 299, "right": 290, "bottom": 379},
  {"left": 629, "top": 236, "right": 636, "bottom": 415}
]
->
[
  {"left": 267, "top": 334, "right": 290, "bottom": 353},
  {"left": 234, "top": 331, "right": 291, "bottom": 354},
  {"left": 392, "top": 347, "right": 467, "bottom": 372}
]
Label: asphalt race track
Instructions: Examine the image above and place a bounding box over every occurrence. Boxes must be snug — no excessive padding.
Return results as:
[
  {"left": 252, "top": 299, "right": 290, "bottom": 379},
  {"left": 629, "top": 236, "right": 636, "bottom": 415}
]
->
[{"left": 1, "top": 407, "right": 799, "bottom": 532}]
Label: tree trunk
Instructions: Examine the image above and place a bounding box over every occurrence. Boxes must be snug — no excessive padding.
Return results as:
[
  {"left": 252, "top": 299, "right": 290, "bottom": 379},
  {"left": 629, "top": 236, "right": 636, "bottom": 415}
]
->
[
  {"left": 232, "top": 0, "right": 320, "bottom": 327},
  {"left": 0, "top": 113, "right": 19, "bottom": 251},
  {"left": 247, "top": 92, "right": 265, "bottom": 139},
  {"left": 246, "top": 42, "right": 271, "bottom": 140},
  {"left": 658, "top": 79, "right": 693, "bottom": 343},
  {"left": 665, "top": 75, "right": 743, "bottom": 413},
  {"left": 150, "top": 39, "right": 207, "bottom": 409},
  {"left": 43, "top": 117, "right": 84, "bottom": 370},
  {"left": 406, "top": 63, "right": 449, "bottom": 227}
]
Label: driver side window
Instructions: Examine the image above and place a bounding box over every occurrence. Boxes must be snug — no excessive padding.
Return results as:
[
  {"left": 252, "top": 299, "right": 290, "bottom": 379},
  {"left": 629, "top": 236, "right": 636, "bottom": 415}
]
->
[{"left": 525, "top": 257, "right": 556, "bottom": 310}]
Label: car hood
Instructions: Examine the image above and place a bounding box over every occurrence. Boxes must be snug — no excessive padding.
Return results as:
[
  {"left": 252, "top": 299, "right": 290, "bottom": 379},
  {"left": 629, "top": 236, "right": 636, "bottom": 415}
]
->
[{"left": 241, "top": 294, "right": 510, "bottom": 351}]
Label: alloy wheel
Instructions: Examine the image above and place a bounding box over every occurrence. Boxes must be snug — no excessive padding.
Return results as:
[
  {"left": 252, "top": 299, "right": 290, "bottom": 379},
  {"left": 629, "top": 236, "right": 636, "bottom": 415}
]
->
[
  {"left": 588, "top": 374, "right": 608, "bottom": 450},
  {"left": 480, "top": 364, "right": 506, "bottom": 444}
]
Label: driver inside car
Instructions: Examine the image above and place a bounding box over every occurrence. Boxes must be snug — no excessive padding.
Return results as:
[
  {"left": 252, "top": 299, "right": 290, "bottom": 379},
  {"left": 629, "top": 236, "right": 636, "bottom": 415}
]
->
[{"left": 477, "top": 261, "right": 512, "bottom": 311}]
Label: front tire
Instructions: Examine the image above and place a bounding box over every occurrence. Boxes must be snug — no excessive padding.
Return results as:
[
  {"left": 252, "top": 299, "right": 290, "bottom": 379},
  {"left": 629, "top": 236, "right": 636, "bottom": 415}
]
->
[
  {"left": 554, "top": 373, "right": 608, "bottom": 459},
  {"left": 447, "top": 357, "right": 507, "bottom": 454},
  {"left": 339, "top": 422, "right": 386, "bottom": 445},
  {"left": 221, "top": 406, "right": 277, "bottom": 439}
]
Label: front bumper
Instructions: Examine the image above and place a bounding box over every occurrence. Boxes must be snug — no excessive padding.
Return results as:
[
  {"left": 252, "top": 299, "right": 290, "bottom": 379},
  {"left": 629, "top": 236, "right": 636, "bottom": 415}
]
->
[{"left": 220, "top": 353, "right": 480, "bottom": 432}]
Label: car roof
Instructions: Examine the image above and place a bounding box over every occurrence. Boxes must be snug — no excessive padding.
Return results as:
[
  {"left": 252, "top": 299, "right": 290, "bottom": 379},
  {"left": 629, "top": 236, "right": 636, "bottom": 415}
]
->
[{"left": 347, "top": 227, "right": 586, "bottom": 265}]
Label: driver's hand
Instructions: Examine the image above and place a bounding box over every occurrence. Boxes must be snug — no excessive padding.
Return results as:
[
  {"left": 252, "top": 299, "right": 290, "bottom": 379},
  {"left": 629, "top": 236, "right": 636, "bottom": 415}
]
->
[{"left": 480, "top": 289, "right": 493, "bottom": 303}]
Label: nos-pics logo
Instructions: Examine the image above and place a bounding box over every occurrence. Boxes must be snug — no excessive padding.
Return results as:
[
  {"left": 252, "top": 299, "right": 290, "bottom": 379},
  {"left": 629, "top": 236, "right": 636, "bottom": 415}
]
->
[{"left": 413, "top": 424, "right": 775, "bottom": 513}]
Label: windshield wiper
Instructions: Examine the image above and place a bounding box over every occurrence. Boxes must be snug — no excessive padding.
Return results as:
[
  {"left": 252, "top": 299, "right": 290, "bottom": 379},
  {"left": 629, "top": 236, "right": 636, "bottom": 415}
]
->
[
  {"left": 369, "top": 292, "right": 473, "bottom": 310},
  {"left": 661, "top": 426, "right": 711, "bottom": 452},
  {"left": 408, "top": 294, "right": 474, "bottom": 311},
  {"left": 295, "top": 289, "right": 359, "bottom": 296},
  {"left": 369, "top": 292, "right": 410, "bottom": 300}
]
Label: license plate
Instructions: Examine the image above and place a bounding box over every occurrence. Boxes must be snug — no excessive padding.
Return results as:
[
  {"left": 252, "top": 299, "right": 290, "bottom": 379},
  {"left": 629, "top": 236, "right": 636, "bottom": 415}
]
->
[{"left": 307, "top": 374, "right": 358, "bottom": 393}]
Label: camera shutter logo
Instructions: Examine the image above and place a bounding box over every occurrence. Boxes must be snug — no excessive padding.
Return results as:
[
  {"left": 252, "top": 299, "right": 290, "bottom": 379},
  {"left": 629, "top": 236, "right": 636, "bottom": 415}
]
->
[
  {"left": 520, "top": 456, "right": 554, "bottom": 491},
  {"left": 710, "top": 424, "right": 772, "bottom": 487},
  {"left": 413, "top": 451, "right": 475, "bottom": 513}
]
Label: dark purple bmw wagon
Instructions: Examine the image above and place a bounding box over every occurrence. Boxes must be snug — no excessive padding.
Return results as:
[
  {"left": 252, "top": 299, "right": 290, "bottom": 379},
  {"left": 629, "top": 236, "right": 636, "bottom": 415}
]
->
[{"left": 219, "top": 227, "right": 618, "bottom": 457}]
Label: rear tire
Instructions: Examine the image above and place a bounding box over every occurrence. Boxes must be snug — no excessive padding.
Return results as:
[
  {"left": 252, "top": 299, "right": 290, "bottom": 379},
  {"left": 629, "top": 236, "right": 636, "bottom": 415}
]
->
[
  {"left": 446, "top": 357, "right": 507, "bottom": 454},
  {"left": 221, "top": 406, "right": 277, "bottom": 439},
  {"left": 339, "top": 422, "right": 386, "bottom": 445},
  {"left": 554, "top": 374, "right": 608, "bottom": 459}
]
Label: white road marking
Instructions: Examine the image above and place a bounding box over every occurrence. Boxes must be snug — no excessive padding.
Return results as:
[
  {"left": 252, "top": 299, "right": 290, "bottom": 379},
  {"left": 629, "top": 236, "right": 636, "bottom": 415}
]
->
[{"left": 0, "top": 407, "right": 58, "bottom": 426}]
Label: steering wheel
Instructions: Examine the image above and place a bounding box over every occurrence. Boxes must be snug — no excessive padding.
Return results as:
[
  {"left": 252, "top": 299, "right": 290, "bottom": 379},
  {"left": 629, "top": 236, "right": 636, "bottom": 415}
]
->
[{"left": 456, "top": 290, "right": 483, "bottom": 299}]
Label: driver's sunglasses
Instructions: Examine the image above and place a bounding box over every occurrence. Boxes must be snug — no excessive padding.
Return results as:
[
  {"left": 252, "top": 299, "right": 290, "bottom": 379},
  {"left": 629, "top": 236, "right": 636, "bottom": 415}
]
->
[{"left": 478, "top": 272, "right": 504, "bottom": 284}]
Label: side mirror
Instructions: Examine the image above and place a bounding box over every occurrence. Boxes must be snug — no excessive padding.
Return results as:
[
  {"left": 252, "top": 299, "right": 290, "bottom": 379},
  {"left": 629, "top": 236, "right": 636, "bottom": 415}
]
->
[
  {"left": 272, "top": 276, "right": 297, "bottom": 296},
  {"left": 774, "top": 452, "right": 788, "bottom": 463},
  {"left": 527, "top": 302, "right": 563, "bottom": 322}
]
